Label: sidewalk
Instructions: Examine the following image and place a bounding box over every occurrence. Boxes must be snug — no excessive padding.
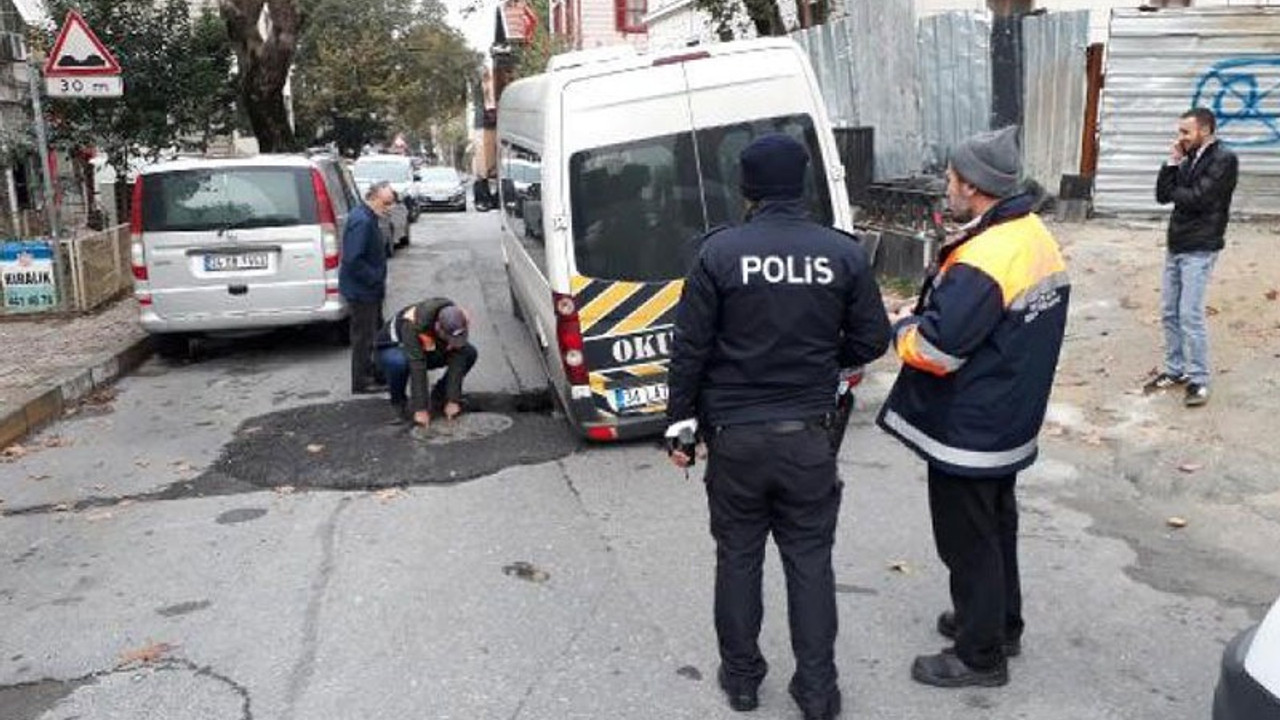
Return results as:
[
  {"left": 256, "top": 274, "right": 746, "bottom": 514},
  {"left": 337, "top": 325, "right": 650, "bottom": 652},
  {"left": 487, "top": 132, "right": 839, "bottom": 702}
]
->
[{"left": 0, "top": 297, "right": 150, "bottom": 448}]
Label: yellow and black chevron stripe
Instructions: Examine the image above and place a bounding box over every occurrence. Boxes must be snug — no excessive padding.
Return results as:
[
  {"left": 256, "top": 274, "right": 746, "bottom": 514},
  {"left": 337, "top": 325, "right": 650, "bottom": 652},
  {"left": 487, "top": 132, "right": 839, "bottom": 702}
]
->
[{"left": 571, "top": 275, "right": 684, "bottom": 339}]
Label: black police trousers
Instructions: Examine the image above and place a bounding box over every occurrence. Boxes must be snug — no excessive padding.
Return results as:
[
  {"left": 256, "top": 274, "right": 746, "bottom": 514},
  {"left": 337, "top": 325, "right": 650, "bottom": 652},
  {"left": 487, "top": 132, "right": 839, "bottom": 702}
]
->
[
  {"left": 927, "top": 465, "right": 1024, "bottom": 670},
  {"left": 705, "top": 422, "right": 843, "bottom": 708}
]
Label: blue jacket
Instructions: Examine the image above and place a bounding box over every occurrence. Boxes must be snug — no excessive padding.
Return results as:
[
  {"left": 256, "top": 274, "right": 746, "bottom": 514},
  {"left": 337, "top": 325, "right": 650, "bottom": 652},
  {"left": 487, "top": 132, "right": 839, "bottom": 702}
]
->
[
  {"left": 338, "top": 203, "right": 387, "bottom": 303},
  {"left": 876, "top": 195, "right": 1070, "bottom": 478},
  {"left": 667, "top": 200, "right": 891, "bottom": 428}
]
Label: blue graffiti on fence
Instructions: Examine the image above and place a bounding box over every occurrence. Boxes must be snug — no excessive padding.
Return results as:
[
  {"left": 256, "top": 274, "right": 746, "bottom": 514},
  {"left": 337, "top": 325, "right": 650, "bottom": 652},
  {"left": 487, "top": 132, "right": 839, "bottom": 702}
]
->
[{"left": 1191, "top": 56, "right": 1280, "bottom": 146}]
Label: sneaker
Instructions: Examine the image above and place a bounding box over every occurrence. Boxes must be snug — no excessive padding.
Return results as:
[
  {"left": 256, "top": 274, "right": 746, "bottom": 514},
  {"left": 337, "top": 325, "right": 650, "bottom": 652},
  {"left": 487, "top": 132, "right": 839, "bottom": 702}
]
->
[
  {"left": 911, "top": 649, "right": 1008, "bottom": 688},
  {"left": 936, "top": 611, "right": 1021, "bottom": 657},
  {"left": 1143, "top": 372, "right": 1190, "bottom": 394},
  {"left": 1185, "top": 383, "right": 1210, "bottom": 407}
]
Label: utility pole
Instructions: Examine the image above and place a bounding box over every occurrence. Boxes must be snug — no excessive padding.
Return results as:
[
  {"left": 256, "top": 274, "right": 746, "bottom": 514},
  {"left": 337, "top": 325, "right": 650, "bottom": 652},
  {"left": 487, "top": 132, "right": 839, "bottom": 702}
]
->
[{"left": 26, "top": 56, "right": 59, "bottom": 240}]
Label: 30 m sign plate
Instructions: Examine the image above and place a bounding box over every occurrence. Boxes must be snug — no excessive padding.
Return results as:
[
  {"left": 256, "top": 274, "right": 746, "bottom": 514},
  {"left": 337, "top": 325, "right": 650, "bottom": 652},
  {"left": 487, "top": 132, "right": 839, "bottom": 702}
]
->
[{"left": 46, "top": 75, "right": 123, "bottom": 98}]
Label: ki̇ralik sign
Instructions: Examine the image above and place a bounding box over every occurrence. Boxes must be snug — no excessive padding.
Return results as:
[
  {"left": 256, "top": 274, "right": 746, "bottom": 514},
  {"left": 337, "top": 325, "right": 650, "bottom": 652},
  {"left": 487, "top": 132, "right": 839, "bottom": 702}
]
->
[
  {"left": 43, "top": 10, "right": 123, "bottom": 98},
  {"left": 1, "top": 240, "right": 59, "bottom": 312}
]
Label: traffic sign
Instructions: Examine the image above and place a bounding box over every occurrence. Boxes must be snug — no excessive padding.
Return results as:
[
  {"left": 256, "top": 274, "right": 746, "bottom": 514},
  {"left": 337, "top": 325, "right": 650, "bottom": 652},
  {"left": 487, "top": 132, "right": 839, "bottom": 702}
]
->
[
  {"left": 45, "top": 75, "right": 122, "bottom": 98},
  {"left": 43, "top": 10, "right": 121, "bottom": 77}
]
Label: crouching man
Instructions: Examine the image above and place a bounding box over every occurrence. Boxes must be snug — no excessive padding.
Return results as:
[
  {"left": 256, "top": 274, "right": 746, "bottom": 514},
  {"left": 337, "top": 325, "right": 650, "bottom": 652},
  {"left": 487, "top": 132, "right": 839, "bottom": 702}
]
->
[{"left": 375, "top": 298, "right": 478, "bottom": 427}]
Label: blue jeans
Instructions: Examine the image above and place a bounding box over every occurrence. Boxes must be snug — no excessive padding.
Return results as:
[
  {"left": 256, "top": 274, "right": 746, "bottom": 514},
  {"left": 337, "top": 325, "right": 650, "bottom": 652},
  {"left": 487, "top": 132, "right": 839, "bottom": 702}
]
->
[
  {"left": 375, "top": 344, "right": 478, "bottom": 407},
  {"left": 1161, "top": 250, "right": 1219, "bottom": 385}
]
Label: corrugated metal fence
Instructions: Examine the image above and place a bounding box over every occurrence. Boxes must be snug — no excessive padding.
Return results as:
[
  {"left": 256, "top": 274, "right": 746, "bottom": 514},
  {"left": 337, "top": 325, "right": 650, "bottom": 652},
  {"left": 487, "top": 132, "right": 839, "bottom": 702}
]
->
[
  {"left": 796, "top": 6, "right": 1089, "bottom": 191},
  {"left": 1022, "top": 11, "right": 1089, "bottom": 193},
  {"left": 792, "top": 0, "right": 926, "bottom": 180},
  {"left": 918, "top": 12, "right": 992, "bottom": 171},
  {"left": 1096, "top": 7, "right": 1280, "bottom": 216}
]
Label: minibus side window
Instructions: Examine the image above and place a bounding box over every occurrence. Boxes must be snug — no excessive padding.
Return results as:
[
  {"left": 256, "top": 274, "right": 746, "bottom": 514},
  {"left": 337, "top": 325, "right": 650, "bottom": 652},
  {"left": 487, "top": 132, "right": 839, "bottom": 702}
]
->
[{"left": 501, "top": 143, "right": 547, "bottom": 274}]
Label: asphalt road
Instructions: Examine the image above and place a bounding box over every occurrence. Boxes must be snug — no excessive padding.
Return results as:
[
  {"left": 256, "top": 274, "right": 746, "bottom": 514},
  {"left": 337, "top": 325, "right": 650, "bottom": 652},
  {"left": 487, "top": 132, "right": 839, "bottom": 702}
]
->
[{"left": 0, "top": 205, "right": 1269, "bottom": 720}]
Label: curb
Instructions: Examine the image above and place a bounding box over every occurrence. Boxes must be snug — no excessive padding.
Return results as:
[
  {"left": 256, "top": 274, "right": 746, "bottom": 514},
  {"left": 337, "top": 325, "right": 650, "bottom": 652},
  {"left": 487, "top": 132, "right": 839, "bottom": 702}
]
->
[{"left": 0, "top": 335, "right": 154, "bottom": 449}]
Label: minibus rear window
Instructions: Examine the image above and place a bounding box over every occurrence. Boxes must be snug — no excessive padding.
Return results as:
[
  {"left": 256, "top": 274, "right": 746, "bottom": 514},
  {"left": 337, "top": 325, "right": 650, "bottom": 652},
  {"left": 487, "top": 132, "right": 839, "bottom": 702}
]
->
[
  {"left": 569, "top": 114, "right": 832, "bottom": 282},
  {"left": 142, "top": 167, "right": 318, "bottom": 233}
]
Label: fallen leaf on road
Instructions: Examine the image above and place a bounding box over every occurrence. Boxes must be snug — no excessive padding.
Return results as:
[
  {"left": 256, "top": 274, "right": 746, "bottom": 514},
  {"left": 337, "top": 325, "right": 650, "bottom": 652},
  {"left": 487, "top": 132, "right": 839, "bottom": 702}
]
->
[
  {"left": 85, "top": 510, "right": 115, "bottom": 522},
  {"left": 116, "top": 499, "right": 135, "bottom": 508},
  {"left": 1178, "top": 463, "right": 1203, "bottom": 474},
  {"left": 27, "top": 474, "right": 50, "bottom": 482},
  {"left": 1167, "top": 517, "right": 1188, "bottom": 529},
  {"left": 888, "top": 560, "right": 912, "bottom": 574},
  {"left": 1, "top": 444, "right": 28, "bottom": 461},
  {"left": 274, "top": 485, "right": 296, "bottom": 496},
  {"left": 373, "top": 488, "right": 404, "bottom": 503},
  {"left": 1266, "top": 289, "right": 1278, "bottom": 301},
  {"left": 52, "top": 503, "right": 72, "bottom": 513},
  {"left": 306, "top": 444, "right": 325, "bottom": 454},
  {"left": 1206, "top": 305, "right": 1220, "bottom": 316},
  {"left": 117, "top": 641, "right": 175, "bottom": 668},
  {"left": 503, "top": 561, "right": 551, "bottom": 583},
  {"left": 42, "top": 436, "right": 70, "bottom": 448},
  {"left": 92, "top": 484, "right": 107, "bottom": 492}
]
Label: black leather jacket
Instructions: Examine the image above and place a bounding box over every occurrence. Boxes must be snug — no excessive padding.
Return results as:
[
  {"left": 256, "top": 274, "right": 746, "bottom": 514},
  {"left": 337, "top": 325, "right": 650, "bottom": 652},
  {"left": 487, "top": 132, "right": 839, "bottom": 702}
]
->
[{"left": 1155, "top": 141, "right": 1239, "bottom": 254}]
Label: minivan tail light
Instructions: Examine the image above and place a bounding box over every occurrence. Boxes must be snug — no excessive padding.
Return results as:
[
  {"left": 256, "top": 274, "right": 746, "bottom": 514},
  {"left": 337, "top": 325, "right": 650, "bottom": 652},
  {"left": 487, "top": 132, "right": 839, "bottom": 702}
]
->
[
  {"left": 130, "top": 178, "right": 147, "bottom": 281},
  {"left": 552, "top": 291, "right": 590, "bottom": 386},
  {"left": 653, "top": 51, "right": 710, "bottom": 66},
  {"left": 311, "top": 169, "right": 340, "bottom": 270}
]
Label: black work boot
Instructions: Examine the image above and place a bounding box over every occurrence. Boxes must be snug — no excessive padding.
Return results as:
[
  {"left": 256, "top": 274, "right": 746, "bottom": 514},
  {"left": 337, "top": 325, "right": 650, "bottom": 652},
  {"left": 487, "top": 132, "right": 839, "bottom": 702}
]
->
[
  {"left": 911, "top": 648, "right": 1008, "bottom": 688},
  {"left": 936, "top": 611, "right": 1021, "bottom": 657},
  {"left": 717, "top": 666, "right": 759, "bottom": 712},
  {"left": 788, "top": 679, "right": 841, "bottom": 720}
]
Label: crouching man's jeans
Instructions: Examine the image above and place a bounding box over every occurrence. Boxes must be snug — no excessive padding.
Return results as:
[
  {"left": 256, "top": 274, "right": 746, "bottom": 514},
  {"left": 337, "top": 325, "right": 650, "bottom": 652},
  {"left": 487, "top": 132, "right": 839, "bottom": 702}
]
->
[{"left": 1161, "top": 250, "right": 1219, "bottom": 386}]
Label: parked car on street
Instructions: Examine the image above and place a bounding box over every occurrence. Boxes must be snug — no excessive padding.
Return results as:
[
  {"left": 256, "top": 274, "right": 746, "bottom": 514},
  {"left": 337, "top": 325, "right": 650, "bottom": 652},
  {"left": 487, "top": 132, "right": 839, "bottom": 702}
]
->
[
  {"left": 130, "top": 155, "right": 357, "bottom": 359},
  {"left": 1214, "top": 594, "right": 1280, "bottom": 719},
  {"left": 416, "top": 165, "right": 468, "bottom": 212},
  {"left": 352, "top": 154, "right": 415, "bottom": 246}
]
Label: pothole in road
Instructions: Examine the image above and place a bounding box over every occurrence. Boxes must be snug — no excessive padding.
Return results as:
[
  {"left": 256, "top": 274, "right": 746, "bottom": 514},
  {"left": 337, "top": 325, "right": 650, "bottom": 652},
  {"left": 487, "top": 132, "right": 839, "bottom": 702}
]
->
[
  {"left": 0, "top": 660, "right": 250, "bottom": 720},
  {"left": 197, "top": 391, "right": 576, "bottom": 491}
]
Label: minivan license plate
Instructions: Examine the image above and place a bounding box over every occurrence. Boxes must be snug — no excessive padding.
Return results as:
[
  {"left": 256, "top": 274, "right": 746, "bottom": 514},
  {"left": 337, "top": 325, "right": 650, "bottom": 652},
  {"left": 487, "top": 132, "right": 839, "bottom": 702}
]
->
[
  {"left": 611, "top": 383, "right": 667, "bottom": 411},
  {"left": 204, "top": 252, "right": 269, "bottom": 272}
]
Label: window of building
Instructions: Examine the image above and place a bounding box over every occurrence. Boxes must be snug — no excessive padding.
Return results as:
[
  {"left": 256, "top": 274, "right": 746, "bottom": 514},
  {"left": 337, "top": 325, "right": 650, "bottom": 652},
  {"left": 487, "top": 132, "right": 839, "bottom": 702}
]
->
[{"left": 615, "top": 0, "right": 646, "bottom": 34}]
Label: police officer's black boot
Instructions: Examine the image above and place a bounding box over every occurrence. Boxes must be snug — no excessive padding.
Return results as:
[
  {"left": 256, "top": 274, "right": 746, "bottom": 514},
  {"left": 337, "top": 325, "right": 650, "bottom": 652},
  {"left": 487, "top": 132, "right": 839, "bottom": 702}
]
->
[
  {"left": 717, "top": 666, "right": 759, "bottom": 712},
  {"left": 911, "top": 648, "right": 1008, "bottom": 688},
  {"left": 788, "top": 679, "right": 841, "bottom": 720}
]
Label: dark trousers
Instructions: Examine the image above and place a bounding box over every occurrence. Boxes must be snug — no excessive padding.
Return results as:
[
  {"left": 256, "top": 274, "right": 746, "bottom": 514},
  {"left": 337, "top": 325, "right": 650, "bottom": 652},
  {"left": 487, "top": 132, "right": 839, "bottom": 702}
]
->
[
  {"left": 348, "top": 300, "right": 383, "bottom": 390},
  {"left": 705, "top": 423, "right": 843, "bottom": 710},
  {"left": 376, "top": 344, "right": 478, "bottom": 408},
  {"left": 927, "top": 465, "right": 1024, "bottom": 670}
]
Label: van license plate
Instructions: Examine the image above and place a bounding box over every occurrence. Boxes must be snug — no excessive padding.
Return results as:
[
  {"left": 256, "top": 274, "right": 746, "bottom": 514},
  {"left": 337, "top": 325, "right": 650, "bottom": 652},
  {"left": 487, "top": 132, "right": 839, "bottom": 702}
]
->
[
  {"left": 205, "top": 252, "right": 269, "bottom": 272},
  {"left": 612, "top": 384, "right": 668, "bottom": 411}
]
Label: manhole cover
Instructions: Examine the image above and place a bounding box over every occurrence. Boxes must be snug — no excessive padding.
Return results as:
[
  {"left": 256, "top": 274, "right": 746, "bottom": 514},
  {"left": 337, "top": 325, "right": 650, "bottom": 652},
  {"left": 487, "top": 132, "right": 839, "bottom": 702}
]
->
[{"left": 411, "top": 412, "right": 513, "bottom": 445}]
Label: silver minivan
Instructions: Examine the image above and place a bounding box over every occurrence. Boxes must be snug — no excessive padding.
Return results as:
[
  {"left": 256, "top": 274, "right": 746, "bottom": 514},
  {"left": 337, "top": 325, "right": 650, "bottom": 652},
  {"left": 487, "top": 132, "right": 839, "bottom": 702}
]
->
[{"left": 130, "top": 155, "right": 358, "bottom": 358}]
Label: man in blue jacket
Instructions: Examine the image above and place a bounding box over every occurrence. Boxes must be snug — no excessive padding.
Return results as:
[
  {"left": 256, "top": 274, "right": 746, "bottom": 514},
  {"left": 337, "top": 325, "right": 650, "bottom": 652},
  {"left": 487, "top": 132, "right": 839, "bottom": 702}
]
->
[
  {"left": 877, "top": 127, "right": 1070, "bottom": 688},
  {"left": 340, "top": 181, "right": 395, "bottom": 394}
]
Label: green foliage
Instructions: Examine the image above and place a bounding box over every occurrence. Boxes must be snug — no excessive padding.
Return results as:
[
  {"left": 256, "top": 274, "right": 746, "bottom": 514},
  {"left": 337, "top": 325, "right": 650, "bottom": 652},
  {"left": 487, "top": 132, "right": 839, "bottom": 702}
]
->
[
  {"left": 511, "top": 0, "right": 571, "bottom": 80},
  {"left": 692, "top": 0, "right": 785, "bottom": 39},
  {"left": 291, "top": 0, "right": 480, "bottom": 157},
  {"left": 41, "top": 0, "right": 236, "bottom": 173}
]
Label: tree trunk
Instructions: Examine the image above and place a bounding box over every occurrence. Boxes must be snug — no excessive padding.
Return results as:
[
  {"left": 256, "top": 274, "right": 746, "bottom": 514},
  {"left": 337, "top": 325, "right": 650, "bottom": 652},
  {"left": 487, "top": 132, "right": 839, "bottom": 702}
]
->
[{"left": 219, "top": 0, "right": 303, "bottom": 152}]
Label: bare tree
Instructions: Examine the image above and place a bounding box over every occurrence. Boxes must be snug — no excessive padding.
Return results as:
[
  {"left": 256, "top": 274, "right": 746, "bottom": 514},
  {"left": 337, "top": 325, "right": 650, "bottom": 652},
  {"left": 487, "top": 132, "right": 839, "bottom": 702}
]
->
[{"left": 219, "top": 0, "right": 305, "bottom": 151}]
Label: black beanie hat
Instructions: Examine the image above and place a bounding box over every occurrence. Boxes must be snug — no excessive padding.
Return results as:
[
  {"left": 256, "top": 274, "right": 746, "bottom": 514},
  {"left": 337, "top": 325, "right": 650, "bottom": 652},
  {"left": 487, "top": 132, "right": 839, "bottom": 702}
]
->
[{"left": 740, "top": 134, "right": 809, "bottom": 201}]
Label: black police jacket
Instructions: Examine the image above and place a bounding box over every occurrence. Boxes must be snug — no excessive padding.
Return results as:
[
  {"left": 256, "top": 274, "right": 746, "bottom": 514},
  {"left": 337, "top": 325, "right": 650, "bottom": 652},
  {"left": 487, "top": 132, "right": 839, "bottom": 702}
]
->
[
  {"left": 667, "top": 200, "right": 891, "bottom": 428},
  {"left": 1156, "top": 141, "right": 1239, "bottom": 254}
]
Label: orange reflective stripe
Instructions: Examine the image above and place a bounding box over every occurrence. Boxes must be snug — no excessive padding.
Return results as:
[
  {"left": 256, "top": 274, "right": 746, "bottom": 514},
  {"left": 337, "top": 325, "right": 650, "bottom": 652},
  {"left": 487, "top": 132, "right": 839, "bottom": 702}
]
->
[{"left": 897, "top": 325, "right": 955, "bottom": 377}]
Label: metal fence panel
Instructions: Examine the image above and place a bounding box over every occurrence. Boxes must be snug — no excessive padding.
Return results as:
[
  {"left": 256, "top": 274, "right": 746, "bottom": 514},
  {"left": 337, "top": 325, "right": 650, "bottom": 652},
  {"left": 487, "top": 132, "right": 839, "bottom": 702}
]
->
[
  {"left": 1022, "top": 10, "right": 1088, "bottom": 193},
  {"left": 1095, "top": 7, "right": 1280, "bottom": 216},
  {"left": 917, "top": 12, "right": 992, "bottom": 170},
  {"left": 793, "top": 0, "right": 925, "bottom": 180}
]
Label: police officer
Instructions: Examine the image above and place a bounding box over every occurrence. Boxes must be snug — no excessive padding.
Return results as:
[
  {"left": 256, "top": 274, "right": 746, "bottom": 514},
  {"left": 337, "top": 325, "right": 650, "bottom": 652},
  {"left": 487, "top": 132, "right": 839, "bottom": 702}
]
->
[{"left": 665, "top": 134, "right": 891, "bottom": 719}]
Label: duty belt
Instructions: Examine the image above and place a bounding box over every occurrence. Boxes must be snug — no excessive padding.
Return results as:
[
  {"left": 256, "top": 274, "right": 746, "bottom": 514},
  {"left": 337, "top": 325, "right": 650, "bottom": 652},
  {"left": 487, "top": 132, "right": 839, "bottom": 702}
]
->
[{"left": 717, "top": 415, "right": 832, "bottom": 435}]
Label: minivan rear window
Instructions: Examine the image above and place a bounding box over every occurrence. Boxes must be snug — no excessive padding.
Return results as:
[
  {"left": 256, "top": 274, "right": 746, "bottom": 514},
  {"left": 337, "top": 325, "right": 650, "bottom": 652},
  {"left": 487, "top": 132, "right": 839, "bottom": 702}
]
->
[
  {"left": 569, "top": 114, "right": 832, "bottom": 282},
  {"left": 141, "top": 167, "right": 318, "bottom": 233}
]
